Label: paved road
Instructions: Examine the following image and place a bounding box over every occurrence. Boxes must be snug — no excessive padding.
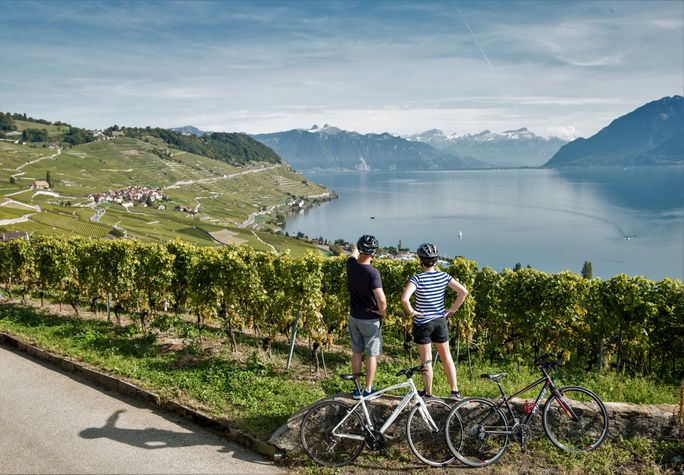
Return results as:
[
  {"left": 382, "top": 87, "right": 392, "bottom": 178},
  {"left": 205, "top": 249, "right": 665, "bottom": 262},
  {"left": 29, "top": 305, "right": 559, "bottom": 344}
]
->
[{"left": 0, "top": 346, "right": 284, "bottom": 474}]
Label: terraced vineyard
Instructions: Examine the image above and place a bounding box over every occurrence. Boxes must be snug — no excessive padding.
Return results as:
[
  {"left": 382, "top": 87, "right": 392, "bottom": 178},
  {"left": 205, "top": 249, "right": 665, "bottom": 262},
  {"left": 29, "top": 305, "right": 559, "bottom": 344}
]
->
[{"left": 0, "top": 132, "right": 332, "bottom": 255}]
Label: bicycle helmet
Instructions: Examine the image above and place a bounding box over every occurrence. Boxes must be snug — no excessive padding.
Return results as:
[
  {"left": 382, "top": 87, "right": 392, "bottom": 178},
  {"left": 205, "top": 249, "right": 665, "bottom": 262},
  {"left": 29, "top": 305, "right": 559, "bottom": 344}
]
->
[
  {"left": 356, "top": 234, "right": 379, "bottom": 256},
  {"left": 417, "top": 243, "right": 439, "bottom": 265}
]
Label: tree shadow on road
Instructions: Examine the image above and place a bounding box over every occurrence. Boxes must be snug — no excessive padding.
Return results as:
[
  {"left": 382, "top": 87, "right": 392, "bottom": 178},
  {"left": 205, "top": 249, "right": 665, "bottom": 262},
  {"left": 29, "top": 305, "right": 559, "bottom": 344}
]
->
[{"left": 79, "top": 409, "right": 274, "bottom": 466}]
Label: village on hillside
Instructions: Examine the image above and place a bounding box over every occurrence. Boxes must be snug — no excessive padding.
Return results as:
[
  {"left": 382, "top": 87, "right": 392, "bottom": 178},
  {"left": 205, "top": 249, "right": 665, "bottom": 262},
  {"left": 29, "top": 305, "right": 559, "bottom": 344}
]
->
[{"left": 88, "top": 186, "right": 167, "bottom": 208}]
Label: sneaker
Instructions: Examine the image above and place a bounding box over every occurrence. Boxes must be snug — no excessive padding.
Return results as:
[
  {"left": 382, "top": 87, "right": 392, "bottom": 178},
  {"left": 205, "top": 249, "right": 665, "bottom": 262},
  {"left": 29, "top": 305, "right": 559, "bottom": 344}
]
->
[
  {"left": 450, "top": 390, "right": 463, "bottom": 400},
  {"left": 352, "top": 387, "right": 361, "bottom": 400},
  {"left": 418, "top": 390, "right": 433, "bottom": 399},
  {"left": 362, "top": 387, "right": 380, "bottom": 399}
]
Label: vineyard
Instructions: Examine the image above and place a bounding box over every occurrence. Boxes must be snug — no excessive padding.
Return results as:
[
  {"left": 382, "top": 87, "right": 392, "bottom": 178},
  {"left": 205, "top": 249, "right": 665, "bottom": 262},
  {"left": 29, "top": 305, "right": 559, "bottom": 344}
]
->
[{"left": 0, "top": 236, "right": 682, "bottom": 380}]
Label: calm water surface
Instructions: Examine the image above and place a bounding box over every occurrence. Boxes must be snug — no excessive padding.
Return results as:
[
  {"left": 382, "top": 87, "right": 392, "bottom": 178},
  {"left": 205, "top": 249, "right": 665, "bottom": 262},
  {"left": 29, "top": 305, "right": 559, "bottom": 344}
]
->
[{"left": 286, "top": 168, "right": 684, "bottom": 281}]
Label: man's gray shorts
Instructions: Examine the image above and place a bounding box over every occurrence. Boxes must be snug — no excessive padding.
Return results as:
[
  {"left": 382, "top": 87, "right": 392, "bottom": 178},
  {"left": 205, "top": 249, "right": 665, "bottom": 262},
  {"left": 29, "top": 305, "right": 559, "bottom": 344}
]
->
[{"left": 348, "top": 316, "right": 382, "bottom": 356}]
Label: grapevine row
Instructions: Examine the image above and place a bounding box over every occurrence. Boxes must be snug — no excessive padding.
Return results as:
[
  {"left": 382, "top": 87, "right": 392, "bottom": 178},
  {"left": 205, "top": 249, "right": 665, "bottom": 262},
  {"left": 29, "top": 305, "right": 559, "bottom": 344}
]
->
[{"left": 0, "top": 237, "right": 681, "bottom": 377}]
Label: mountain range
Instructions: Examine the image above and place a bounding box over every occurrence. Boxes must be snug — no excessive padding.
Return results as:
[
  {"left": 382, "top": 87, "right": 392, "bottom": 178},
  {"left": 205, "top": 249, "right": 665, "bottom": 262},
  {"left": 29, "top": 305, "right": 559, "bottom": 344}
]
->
[
  {"left": 252, "top": 125, "right": 487, "bottom": 171},
  {"left": 406, "top": 128, "right": 567, "bottom": 168},
  {"left": 174, "top": 95, "right": 684, "bottom": 171},
  {"left": 545, "top": 95, "right": 684, "bottom": 168}
]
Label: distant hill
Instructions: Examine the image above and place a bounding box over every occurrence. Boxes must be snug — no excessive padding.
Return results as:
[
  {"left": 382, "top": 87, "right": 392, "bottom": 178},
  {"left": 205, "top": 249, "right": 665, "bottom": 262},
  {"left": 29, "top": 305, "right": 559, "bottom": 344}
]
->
[
  {"left": 122, "top": 127, "right": 281, "bottom": 167},
  {"left": 252, "top": 124, "right": 486, "bottom": 171},
  {"left": 1, "top": 112, "right": 95, "bottom": 146},
  {"left": 544, "top": 96, "right": 684, "bottom": 168},
  {"left": 407, "top": 127, "right": 567, "bottom": 168},
  {"left": 169, "top": 125, "right": 209, "bottom": 137}
]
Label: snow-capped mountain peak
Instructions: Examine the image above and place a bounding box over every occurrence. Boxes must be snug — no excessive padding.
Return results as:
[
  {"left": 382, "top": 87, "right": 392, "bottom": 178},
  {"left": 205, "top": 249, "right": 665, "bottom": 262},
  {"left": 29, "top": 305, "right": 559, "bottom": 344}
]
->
[
  {"left": 307, "top": 124, "right": 344, "bottom": 135},
  {"left": 501, "top": 127, "right": 536, "bottom": 140},
  {"left": 406, "top": 126, "right": 567, "bottom": 167}
]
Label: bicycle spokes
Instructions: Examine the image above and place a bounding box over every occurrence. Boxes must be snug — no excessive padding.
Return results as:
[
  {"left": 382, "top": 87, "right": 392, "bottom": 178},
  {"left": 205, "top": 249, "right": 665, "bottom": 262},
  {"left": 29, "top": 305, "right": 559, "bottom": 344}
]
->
[{"left": 542, "top": 387, "right": 609, "bottom": 452}]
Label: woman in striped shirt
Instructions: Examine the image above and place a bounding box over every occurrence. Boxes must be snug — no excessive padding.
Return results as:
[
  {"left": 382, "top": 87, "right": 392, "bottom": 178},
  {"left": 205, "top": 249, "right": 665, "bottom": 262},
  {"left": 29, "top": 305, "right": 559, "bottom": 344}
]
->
[{"left": 400, "top": 243, "right": 469, "bottom": 399}]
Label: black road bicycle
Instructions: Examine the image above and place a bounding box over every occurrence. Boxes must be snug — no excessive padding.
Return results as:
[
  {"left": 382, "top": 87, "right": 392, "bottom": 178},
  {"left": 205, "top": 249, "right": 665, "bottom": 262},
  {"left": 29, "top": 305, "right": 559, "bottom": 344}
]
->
[
  {"left": 300, "top": 361, "right": 454, "bottom": 467},
  {"left": 445, "top": 356, "right": 609, "bottom": 467}
]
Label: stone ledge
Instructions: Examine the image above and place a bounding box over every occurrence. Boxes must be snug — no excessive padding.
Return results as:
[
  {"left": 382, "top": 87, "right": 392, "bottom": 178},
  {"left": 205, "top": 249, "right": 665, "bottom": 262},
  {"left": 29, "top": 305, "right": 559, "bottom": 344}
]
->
[
  {"left": 0, "top": 332, "right": 283, "bottom": 460},
  {"left": 270, "top": 393, "right": 680, "bottom": 457}
]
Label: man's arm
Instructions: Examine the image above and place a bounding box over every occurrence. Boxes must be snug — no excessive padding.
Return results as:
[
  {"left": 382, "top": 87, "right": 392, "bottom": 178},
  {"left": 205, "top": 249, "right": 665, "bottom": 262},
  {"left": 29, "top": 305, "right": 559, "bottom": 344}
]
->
[{"left": 372, "top": 287, "right": 387, "bottom": 317}]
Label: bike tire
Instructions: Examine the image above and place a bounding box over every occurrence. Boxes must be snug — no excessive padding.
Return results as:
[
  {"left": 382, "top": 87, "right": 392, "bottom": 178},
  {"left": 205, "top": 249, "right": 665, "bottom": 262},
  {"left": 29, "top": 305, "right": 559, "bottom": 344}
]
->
[
  {"left": 406, "top": 398, "right": 455, "bottom": 467},
  {"left": 300, "top": 399, "right": 365, "bottom": 467},
  {"left": 445, "top": 397, "right": 510, "bottom": 468},
  {"left": 542, "top": 386, "right": 609, "bottom": 452}
]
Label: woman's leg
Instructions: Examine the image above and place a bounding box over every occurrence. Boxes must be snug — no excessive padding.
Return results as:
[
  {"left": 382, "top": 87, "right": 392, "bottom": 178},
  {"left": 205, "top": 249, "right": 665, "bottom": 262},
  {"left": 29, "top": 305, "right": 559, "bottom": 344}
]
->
[
  {"left": 417, "top": 343, "right": 433, "bottom": 394},
  {"left": 434, "top": 341, "right": 458, "bottom": 391}
]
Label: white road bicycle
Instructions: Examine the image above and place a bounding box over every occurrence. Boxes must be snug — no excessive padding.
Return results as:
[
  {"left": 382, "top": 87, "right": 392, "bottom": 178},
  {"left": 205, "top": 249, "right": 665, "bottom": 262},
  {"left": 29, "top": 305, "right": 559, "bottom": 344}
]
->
[{"left": 300, "top": 361, "right": 456, "bottom": 467}]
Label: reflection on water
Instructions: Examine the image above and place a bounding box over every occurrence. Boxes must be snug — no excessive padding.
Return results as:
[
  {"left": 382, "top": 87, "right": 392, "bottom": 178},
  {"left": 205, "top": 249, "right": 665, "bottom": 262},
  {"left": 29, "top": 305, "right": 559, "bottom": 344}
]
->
[
  {"left": 555, "top": 167, "right": 684, "bottom": 213},
  {"left": 287, "top": 168, "right": 684, "bottom": 281}
]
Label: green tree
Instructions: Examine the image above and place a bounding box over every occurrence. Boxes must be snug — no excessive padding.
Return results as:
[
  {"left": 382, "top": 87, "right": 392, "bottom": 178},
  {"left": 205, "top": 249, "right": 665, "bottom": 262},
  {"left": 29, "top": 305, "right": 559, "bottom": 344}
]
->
[
  {"left": 581, "top": 261, "right": 593, "bottom": 279},
  {"left": 45, "top": 171, "right": 53, "bottom": 188},
  {"left": 22, "top": 128, "right": 49, "bottom": 142},
  {"left": 62, "top": 126, "right": 94, "bottom": 145},
  {"left": 0, "top": 112, "right": 16, "bottom": 131}
]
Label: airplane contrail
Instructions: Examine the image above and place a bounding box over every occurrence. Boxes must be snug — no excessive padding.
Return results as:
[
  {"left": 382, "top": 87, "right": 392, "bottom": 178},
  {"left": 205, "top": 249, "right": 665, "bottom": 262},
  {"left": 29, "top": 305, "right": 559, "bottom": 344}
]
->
[{"left": 455, "top": 3, "right": 494, "bottom": 69}]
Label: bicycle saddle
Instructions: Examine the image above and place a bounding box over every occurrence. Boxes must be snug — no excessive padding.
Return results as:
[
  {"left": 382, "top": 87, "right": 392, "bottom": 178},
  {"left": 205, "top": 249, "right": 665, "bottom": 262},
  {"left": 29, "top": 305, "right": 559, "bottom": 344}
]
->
[
  {"left": 339, "top": 372, "right": 366, "bottom": 380},
  {"left": 481, "top": 372, "right": 508, "bottom": 381}
]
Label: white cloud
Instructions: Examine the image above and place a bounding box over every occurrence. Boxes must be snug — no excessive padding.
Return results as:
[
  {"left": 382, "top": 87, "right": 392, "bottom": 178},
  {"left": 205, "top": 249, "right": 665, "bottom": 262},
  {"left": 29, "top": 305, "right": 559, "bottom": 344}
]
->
[
  {"left": 556, "top": 54, "right": 626, "bottom": 68},
  {"left": 544, "top": 126, "right": 579, "bottom": 141},
  {"left": 0, "top": 0, "right": 681, "bottom": 139}
]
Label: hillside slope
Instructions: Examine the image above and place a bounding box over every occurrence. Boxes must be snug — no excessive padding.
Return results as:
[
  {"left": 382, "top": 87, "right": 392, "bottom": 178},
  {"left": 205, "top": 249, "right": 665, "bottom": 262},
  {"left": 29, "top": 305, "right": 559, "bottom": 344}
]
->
[{"left": 0, "top": 127, "right": 330, "bottom": 254}]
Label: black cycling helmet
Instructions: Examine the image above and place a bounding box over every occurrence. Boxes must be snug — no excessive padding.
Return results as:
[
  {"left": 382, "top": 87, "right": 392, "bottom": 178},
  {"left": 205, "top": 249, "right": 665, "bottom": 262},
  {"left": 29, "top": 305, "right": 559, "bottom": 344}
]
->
[
  {"left": 417, "top": 243, "right": 439, "bottom": 265},
  {"left": 357, "top": 234, "right": 379, "bottom": 256}
]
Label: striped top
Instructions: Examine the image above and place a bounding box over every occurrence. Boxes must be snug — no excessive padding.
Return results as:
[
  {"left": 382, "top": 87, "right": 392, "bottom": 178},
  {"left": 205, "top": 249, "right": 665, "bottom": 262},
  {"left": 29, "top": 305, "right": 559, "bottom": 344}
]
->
[{"left": 409, "top": 271, "right": 453, "bottom": 325}]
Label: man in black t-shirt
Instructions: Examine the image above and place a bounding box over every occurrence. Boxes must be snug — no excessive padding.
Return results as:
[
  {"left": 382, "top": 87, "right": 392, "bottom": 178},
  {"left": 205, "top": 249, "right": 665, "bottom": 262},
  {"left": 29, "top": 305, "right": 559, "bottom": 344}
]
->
[{"left": 346, "top": 235, "right": 387, "bottom": 399}]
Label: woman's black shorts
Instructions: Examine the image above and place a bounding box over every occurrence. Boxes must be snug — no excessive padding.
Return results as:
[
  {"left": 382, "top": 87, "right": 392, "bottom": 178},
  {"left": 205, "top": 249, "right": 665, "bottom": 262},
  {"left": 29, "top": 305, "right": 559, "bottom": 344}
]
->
[{"left": 413, "top": 317, "right": 449, "bottom": 345}]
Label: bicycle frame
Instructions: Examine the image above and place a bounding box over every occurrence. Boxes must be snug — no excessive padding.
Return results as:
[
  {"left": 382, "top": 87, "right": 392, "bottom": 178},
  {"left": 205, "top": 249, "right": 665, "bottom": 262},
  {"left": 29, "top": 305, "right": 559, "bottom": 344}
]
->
[
  {"left": 331, "top": 377, "right": 439, "bottom": 441},
  {"left": 479, "top": 366, "right": 577, "bottom": 437}
]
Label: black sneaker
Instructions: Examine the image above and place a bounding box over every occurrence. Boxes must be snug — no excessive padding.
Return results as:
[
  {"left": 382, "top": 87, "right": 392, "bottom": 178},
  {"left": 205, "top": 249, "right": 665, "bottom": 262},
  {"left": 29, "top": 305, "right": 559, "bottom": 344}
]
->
[
  {"left": 418, "top": 390, "right": 433, "bottom": 399},
  {"left": 352, "top": 387, "right": 361, "bottom": 400},
  {"left": 450, "top": 390, "right": 463, "bottom": 400}
]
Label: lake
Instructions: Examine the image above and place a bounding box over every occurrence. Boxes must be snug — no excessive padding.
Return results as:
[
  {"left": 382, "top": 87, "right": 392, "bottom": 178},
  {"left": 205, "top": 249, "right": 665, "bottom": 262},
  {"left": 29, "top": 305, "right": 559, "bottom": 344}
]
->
[{"left": 286, "top": 167, "right": 684, "bottom": 281}]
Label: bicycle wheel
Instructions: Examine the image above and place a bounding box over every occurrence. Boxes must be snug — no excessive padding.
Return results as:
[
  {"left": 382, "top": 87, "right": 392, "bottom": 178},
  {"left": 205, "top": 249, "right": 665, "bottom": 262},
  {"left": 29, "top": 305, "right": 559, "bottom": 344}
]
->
[
  {"left": 543, "top": 386, "right": 609, "bottom": 452},
  {"left": 445, "top": 397, "right": 510, "bottom": 467},
  {"left": 406, "top": 399, "right": 455, "bottom": 467},
  {"left": 300, "top": 400, "right": 365, "bottom": 467}
]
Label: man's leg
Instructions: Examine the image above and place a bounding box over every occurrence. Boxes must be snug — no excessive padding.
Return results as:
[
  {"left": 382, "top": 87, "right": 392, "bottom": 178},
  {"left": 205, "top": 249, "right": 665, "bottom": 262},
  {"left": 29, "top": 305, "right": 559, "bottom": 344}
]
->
[
  {"left": 351, "top": 351, "right": 363, "bottom": 374},
  {"left": 365, "top": 355, "right": 377, "bottom": 391},
  {"left": 417, "top": 343, "right": 433, "bottom": 395}
]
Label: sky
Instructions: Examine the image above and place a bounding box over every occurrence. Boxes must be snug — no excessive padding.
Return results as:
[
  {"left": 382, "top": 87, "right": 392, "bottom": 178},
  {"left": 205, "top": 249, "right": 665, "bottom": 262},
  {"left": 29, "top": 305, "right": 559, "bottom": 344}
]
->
[{"left": 1, "top": 0, "right": 682, "bottom": 139}]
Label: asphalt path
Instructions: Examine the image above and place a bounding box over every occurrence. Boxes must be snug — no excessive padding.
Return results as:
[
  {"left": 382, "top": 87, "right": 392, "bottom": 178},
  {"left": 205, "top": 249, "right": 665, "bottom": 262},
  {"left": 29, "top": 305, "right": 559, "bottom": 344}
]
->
[{"left": 0, "top": 346, "right": 285, "bottom": 474}]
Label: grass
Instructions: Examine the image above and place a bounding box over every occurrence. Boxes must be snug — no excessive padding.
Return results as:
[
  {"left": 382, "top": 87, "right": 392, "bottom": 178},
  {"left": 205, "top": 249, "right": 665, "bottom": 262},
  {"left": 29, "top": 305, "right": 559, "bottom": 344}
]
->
[
  {"left": 0, "top": 137, "right": 330, "bottom": 253},
  {"left": 13, "top": 119, "right": 71, "bottom": 138},
  {"left": 0, "top": 300, "right": 681, "bottom": 474}
]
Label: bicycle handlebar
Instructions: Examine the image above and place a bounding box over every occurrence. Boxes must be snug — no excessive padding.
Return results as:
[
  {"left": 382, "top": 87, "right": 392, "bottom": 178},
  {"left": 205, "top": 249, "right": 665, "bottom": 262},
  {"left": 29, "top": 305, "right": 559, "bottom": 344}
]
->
[
  {"left": 395, "top": 360, "right": 432, "bottom": 379},
  {"left": 534, "top": 354, "right": 562, "bottom": 368}
]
